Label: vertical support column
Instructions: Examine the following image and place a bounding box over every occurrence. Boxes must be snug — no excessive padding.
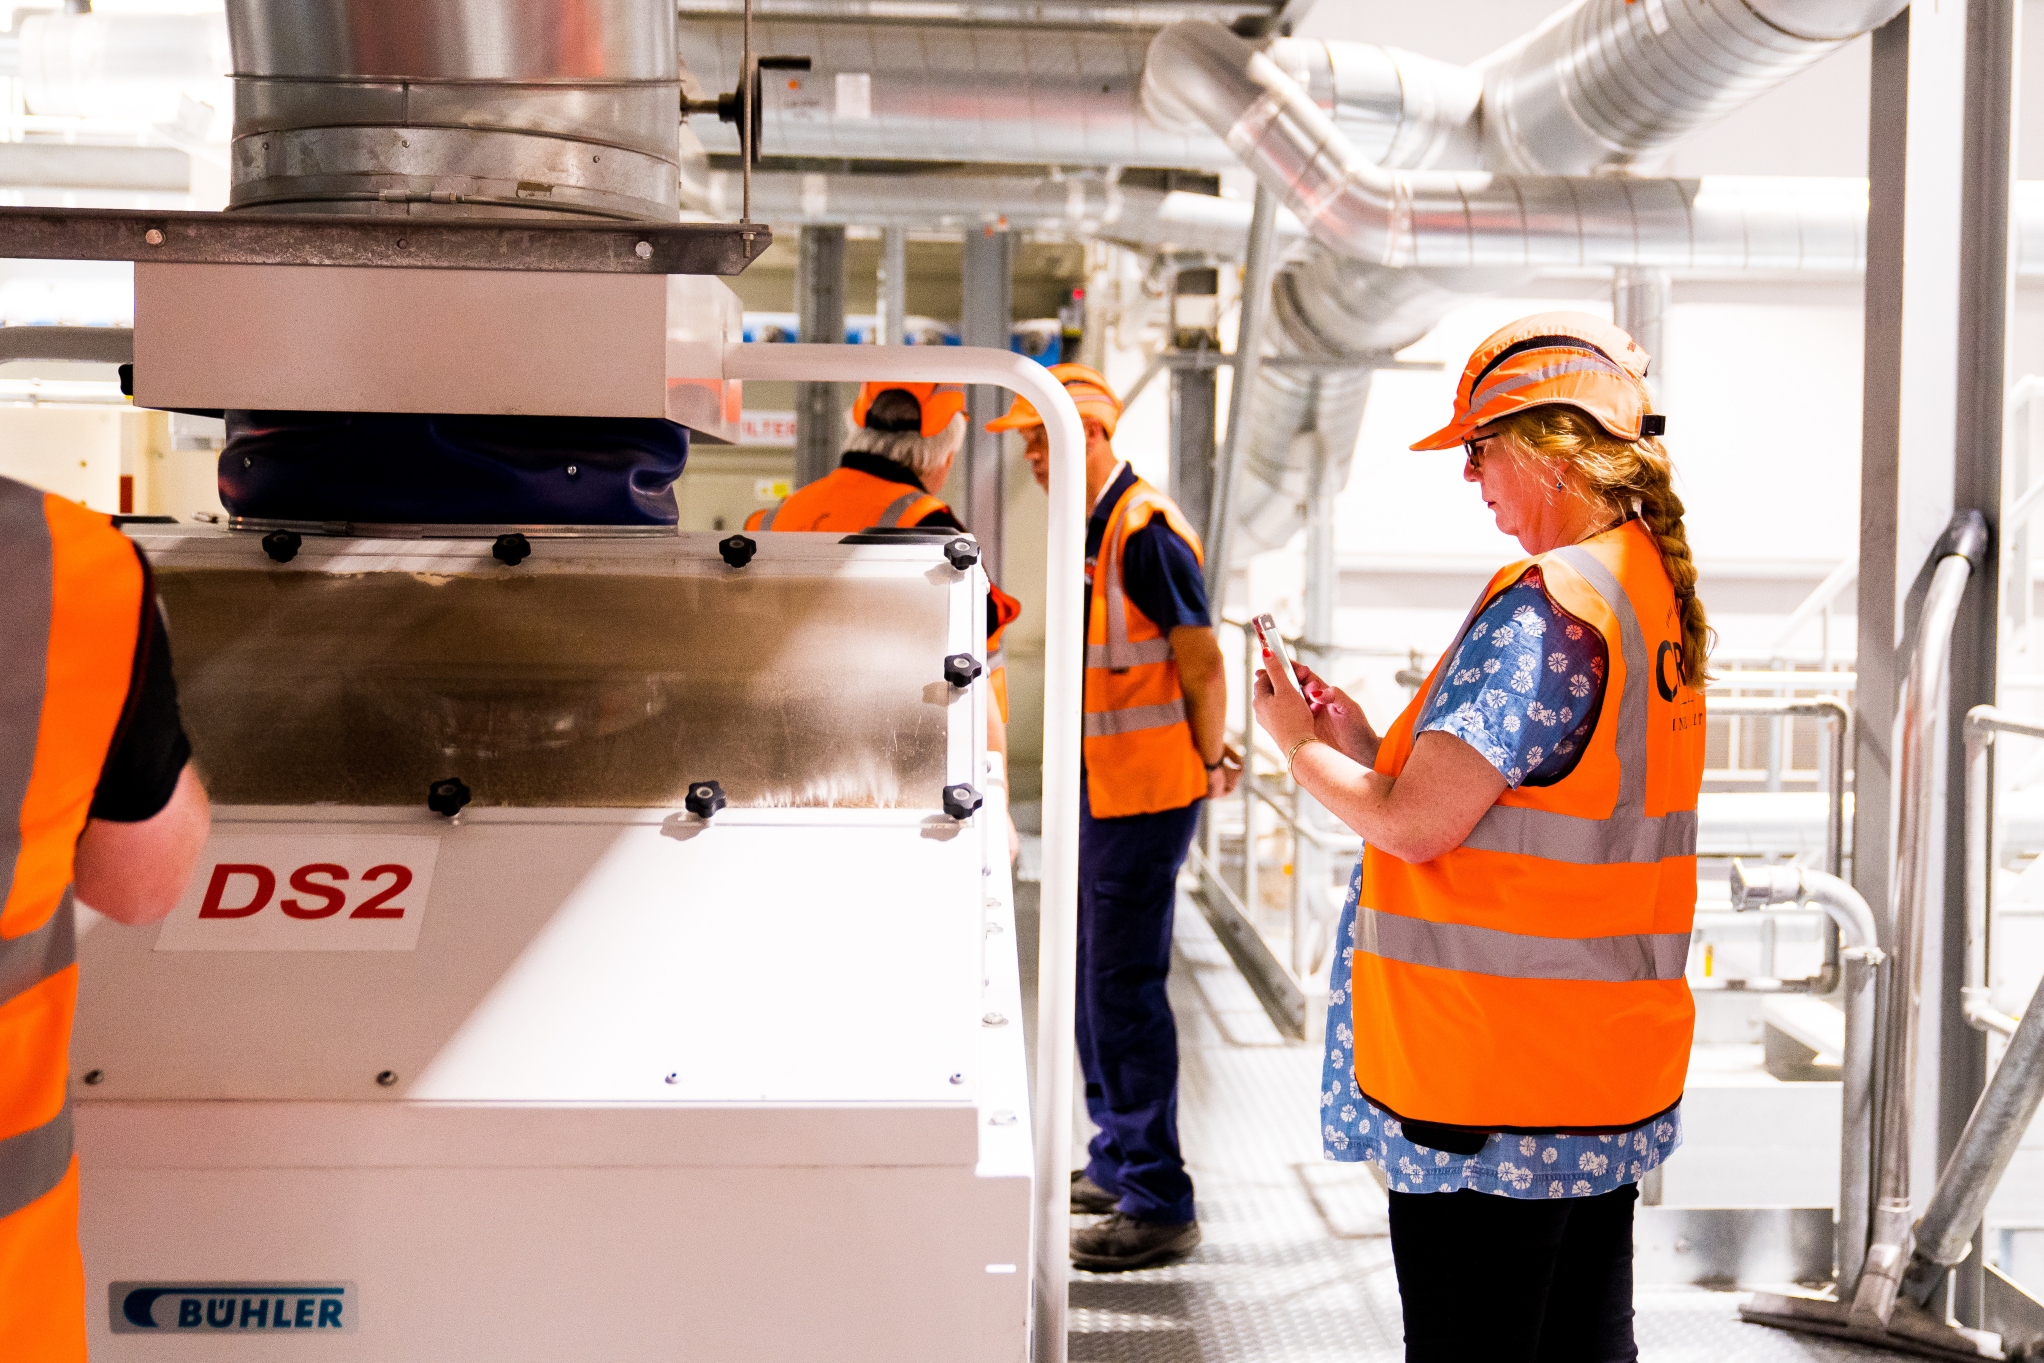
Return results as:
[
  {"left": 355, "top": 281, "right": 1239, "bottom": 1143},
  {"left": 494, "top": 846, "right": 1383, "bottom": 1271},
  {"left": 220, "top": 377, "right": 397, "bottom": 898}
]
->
[
  {"left": 1941, "top": 0, "right": 2019, "bottom": 1324},
  {"left": 1293, "top": 432, "right": 1337, "bottom": 985},
  {"left": 878, "top": 225, "right": 908, "bottom": 347},
  {"left": 1851, "top": 0, "right": 2013, "bottom": 1311},
  {"left": 1169, "top": 365, "right": 1218, "bottom": 548},
  {"left": 961, "top": 225, "right": 1013, "bottom": 577},
  {"left": 795, "top": 224, "right": 847, "bottom": 488}
]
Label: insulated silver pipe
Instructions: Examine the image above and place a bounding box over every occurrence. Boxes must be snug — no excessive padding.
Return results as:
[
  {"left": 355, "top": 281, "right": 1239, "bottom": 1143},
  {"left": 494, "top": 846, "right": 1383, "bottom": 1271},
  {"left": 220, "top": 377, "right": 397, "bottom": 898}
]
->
[
  {"left": 681, "top": 17, "right": 1475, "bottom": 172},
  {"left": 1477, "top": 0, "right": 1912, "bottom": 175},
  {"left": 1143, "top": 22, "right": 1875, "bottom": 275},
  {"left": 1730, "top": 859, "right": 1884, "bottom": 1287},
  {"left": 1851, "top": 511, "right": 1990, "bottom": 1325},
  {"left": 700, "top": 168, "right": 1308, "bottom": 258}
]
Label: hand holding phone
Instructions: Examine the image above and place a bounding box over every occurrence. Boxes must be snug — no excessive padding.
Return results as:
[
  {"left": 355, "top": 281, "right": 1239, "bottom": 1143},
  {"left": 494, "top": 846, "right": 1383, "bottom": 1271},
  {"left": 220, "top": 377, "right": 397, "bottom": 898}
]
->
[{"left": 1253, "top": 614, "right": 1305, "bottom": 697}]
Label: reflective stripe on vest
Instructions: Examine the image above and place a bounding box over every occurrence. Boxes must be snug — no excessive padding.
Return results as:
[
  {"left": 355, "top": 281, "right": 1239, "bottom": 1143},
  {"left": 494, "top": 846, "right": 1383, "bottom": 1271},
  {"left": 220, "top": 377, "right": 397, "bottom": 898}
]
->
[
  {"left": 1082, "top": 698, "right": 1188, "bottom": 737},
  {"left": 1355, "top": 904, "right": 1689, "bottom": 983},
  {"left": 875, "top": 492, "right": 922, "bottom": 527},
  {"left": 1447, "top": 545, "right": 1696, "bottom": 866},
  {"left": 0, "top": 483, "right": 52, "bottom": 914},
  {"left": 1082, "top": 476, "right": 1208, "bottom": 817},
  {"left": 0, "top": 897, "right": 73, "bottom": 1222},
  {"left": 757, "top": 503, "right": 780, "bottom": 530}
]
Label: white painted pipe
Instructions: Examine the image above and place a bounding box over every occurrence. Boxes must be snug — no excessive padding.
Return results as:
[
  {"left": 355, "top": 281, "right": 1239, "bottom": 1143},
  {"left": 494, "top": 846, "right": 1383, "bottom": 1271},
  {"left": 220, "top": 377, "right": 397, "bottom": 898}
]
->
[{"left": 720, "top": 342, "right": 1083, "bottom": 1363}]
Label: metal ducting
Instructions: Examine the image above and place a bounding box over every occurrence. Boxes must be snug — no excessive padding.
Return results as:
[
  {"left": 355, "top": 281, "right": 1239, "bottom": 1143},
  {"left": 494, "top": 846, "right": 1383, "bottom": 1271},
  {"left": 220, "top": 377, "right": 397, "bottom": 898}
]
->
[
  {"left": 225, "top": 0, "right": 682, "bottom": 221},
  {"left": 679, "top": 17, "right": 1476, "bottom": 172},
  {"left": 1478, "top": 0, "right": 1910, "bottom": 174},
  {"left": 1141, "top": 17, "right": 1890, "bottom": 562},
  {"left": 702, "top": 168, "right": 1308, "bottom": 257}
]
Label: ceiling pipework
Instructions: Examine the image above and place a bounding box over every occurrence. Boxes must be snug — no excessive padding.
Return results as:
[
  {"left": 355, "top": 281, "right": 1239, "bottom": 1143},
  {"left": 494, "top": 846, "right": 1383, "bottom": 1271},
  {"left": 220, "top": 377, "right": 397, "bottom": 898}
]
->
[
  {"left": 1142, "top": 7, "right": 1907, "bottom": 563},
  {"left": 678, "top": 17, "right": 1473, "bottom": 172},
  {"left": 1477, "top": 0, "right": 1911, "bottom": 175},
  {"left": 225, "top": 0, "right": 682, "bottom": 221}
]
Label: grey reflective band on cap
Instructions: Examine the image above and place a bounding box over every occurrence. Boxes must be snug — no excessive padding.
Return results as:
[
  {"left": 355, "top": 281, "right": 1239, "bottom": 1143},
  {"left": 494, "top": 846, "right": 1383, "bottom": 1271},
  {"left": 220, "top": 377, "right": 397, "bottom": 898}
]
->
[
  {"left": 1467, "top": 353, "right": 1625, "bottom": 416},
  {"left": 1427, "top": 541, "right": 1695, "bottom": 867},
  {"left": 757, "top": 504, "right": 779, "bottom": 531},
  {"left": 1356, "top": 907, "right": 1690, "bottom": 983},
  {"left": 0, "top": 478, "right": 51, "bottom": 918},
  {"left": 1082, "top": 699, "right": 1187, "bottom": 737},
  {"left": 876, "top": 492, "right": 922, "bottom": 528}
]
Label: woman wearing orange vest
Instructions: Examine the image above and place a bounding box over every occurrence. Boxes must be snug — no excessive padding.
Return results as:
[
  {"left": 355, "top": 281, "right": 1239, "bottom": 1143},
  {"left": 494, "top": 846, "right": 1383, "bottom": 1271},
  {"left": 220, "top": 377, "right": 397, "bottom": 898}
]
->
[
  {"left": 0, "top": 475, "right": 212, "bottom": 1358},
  {"left": 1252, "top": 316, "right": 1707, "bottom": 1362},
  {"left": 994, "top": 363, "right": 1241, "bottom": 1272}
]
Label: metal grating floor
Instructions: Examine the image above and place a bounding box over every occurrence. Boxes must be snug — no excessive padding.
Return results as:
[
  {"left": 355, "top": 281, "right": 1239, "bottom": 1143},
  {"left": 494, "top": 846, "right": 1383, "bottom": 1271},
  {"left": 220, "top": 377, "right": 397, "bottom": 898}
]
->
[{"left": 1017, "top": 876, "right": 1919, "bottom": 1362}]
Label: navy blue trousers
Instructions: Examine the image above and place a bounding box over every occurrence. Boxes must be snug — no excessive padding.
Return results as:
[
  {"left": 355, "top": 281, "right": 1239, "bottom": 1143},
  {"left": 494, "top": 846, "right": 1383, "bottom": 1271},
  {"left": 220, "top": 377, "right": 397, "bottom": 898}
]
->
[{"left": 1076, "top": 782, "right": 1202, "bottom": 1224}]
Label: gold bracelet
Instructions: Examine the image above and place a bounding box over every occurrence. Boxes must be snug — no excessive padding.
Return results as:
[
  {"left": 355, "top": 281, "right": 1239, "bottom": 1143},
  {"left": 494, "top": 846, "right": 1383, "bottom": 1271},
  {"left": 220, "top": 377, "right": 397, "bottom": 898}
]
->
[{"left": 1285, "top": 735, "right": 1322, "bottom": 772}]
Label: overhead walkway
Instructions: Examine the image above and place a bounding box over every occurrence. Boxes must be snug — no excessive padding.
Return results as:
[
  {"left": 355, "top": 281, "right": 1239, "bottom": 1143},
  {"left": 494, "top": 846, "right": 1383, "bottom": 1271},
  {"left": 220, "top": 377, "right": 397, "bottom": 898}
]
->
[{"left": 1015, "top": 867, "right": 1911, "bottom": 1363}]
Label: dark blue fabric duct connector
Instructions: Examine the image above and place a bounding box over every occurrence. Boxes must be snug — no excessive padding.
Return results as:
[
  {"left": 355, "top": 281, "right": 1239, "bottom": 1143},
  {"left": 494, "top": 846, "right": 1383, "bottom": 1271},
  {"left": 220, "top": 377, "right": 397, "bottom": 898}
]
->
[{"left": 218, "top": 411, "right": 690, "bottom": 526}]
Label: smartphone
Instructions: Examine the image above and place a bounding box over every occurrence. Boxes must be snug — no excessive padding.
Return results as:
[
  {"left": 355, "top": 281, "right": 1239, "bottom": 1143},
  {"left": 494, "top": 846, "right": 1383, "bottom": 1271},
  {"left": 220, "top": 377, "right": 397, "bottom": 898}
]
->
[{"left": 1253, "top": 613, "right": 1306, "bottom": 697}]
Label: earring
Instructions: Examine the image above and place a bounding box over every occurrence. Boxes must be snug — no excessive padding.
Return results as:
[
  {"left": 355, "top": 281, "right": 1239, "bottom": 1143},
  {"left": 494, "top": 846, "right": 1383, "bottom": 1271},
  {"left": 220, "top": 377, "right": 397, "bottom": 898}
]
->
[{"left": 1554, "top": 476, "right": 1565, "bottom": 490}]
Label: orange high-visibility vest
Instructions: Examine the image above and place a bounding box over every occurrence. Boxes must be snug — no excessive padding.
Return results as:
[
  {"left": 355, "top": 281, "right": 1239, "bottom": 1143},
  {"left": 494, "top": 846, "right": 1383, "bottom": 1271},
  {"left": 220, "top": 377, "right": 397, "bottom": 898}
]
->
[
  {"left": 1353, "top": 520, "right": 1706, "bottom": 1132},
  {"left": 744, "top": 465, "right": 945, "bottom": 534},
  {"left": 0, "top": 478, "right": 146, "bottom": 1361},
  {"left": 744, "top": 464, "right": 1019, "bottom": 721},
  {"left": 1084, "top": 475, "right": 1207, "bottom": 818}
]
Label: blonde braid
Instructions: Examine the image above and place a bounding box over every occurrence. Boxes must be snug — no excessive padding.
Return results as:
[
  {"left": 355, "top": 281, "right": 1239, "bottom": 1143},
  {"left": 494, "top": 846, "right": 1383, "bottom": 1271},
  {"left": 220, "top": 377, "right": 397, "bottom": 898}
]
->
[{"left": 1497, "top": 399, "right": 1714, "bottom": 687}]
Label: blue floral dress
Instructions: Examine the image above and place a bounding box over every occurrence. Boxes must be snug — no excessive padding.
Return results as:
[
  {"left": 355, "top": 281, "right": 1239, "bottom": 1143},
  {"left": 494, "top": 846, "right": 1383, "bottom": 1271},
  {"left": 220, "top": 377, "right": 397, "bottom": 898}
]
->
[{"left": 1319, "top": 566, "right": 1683, "bottom": 1197}]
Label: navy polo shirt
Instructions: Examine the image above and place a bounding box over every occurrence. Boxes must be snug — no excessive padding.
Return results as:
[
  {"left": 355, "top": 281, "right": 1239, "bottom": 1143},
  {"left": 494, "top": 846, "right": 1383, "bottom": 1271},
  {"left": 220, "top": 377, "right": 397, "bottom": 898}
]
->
[{"left": 1085, "top": 463, "right": 1211, "bottom": 632}]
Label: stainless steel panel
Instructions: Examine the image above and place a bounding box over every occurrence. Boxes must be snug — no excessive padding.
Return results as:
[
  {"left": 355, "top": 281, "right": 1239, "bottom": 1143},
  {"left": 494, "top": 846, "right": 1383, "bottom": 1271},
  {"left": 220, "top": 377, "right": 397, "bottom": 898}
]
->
[{"left": 158, "top": 567, "right": 955, "bottom": 810}]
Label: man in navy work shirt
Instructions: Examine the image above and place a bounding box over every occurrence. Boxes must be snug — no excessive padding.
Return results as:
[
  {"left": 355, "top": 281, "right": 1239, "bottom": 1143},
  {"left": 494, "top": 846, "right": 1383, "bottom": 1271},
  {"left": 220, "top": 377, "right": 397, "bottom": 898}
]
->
[{"left": 989, "top": 364, "right": 1239, "bottom": 1271}]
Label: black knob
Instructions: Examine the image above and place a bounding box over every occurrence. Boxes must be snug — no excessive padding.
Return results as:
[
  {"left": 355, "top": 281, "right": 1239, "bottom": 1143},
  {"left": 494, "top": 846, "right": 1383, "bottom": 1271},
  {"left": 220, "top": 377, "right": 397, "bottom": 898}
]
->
[
  {"left": 261, "top": 530, "right": 301, "bottom": 563},
  {"left": 492, "top": 532, "right": 532, "bottom": 566},
  {"left": 685, "top": 780, "right": 728, "bottom": 819},
  {"left": 719, "top": 535, "right": 757, "bottom": 568},
  {"left": 427, "top": 777, "right": 471, "bottom": 817},
  {"left": 944, "top": 537, "right": 980, "bottom": 571},
  {"left": 942, "top": 783, "right": 983, "bottom": 820},
  {"left": 944, "top": 653, "right": 983, "bottom": 688}
]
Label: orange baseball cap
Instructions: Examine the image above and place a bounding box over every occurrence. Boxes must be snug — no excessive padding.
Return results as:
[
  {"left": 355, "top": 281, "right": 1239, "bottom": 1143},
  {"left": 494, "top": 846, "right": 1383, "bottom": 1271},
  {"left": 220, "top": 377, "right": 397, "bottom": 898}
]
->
[
  {"left": 852, "top": 381, "right": 967, "bottom": 438},
  {"left": 1410, "top": 312, "right": 1664, "bottom": 451},
  {"left": 985, "top": 362, "right": 1122, "bottom": 436}
]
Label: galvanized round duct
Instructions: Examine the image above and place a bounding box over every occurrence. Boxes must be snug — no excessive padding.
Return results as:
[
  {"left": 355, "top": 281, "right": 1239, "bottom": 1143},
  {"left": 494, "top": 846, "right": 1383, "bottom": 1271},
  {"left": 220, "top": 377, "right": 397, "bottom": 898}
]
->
[
  {"left": 224, "top": 0, "right": 681, "bottom": 221},
  {"left": 1479, "top": 0, "right": 1910, "bottom": 175}
]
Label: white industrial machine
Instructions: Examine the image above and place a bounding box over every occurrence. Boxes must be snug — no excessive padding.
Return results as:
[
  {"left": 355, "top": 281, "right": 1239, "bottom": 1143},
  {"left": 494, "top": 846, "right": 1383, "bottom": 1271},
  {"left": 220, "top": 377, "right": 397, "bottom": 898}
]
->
[{"left": 75, "top": 523, "right": 1034, "bottom": 1360}]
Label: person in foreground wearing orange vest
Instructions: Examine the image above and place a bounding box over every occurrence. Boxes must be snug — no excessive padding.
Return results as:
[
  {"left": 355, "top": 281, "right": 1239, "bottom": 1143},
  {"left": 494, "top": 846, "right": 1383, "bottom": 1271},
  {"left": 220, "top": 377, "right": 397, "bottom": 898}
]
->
[
  {"left": 1251, "top": 314, "right": 1706, "bottom": 1361},
  {"left": 747, "top": 381, "right": 1025, "bottom": 856},
  {"left": 993, "top": 362, "right": 1240, "bottom": 1271},
  {"left": 1, "top": 474, "right": 213, "bottom": 1359}
]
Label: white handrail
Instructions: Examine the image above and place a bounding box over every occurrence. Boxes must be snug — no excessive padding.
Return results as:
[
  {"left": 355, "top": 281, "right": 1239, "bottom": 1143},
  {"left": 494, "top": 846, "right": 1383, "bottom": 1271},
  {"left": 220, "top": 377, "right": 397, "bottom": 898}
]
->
[{"left": 722, "top": 343, "right": 1085, "bottom": 1363}]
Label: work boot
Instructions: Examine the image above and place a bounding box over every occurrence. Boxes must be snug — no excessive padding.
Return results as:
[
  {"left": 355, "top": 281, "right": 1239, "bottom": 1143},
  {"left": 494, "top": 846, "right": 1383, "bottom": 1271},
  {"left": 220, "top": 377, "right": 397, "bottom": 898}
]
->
[
  {"left": 1070, "top": 1171, "right": 1119, "bottom": 1214},
  {"left": 1070, "top": 1212, "right": 1201, "bottom": 1272}
]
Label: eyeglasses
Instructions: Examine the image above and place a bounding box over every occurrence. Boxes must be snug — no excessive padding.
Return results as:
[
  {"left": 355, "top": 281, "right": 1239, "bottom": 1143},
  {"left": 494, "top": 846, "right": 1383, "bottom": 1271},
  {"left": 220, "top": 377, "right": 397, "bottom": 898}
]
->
[{"left": 1463, "top": 435, "right": 1498, "bottom": 470}]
